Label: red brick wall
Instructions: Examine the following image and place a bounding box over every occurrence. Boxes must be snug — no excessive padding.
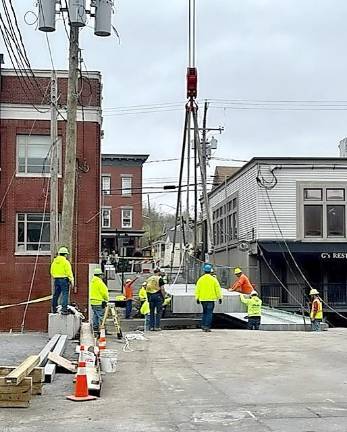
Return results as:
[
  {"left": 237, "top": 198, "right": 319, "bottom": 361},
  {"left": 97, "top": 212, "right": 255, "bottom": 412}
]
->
[
  {"left": 101, "top": 165, "right": 143, "bottom": 231},
  {"left": 0, "top": 73, "right": 101, "bottom": 331}
]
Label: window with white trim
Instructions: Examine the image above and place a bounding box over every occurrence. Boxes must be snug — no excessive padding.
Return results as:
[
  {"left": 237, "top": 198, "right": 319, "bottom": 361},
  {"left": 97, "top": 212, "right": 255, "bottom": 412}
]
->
[
  {"left": 121, "top": 176, "right": 132, "bottom": 196},
  {"left": 102, "top": 175, "right": 111, "bottom": 195},
  {"left": 302, "top": 186, "right": 347, "bottom": 239},
  {"left": 16, "top": 213, "right": 50, "bottom": 253},
  {"left": 121, "top": 208, "right": 133, "bottom": 228},
  {"left": 212, "top": 194, "right": 238, "bottom": 247},
  {"left": 102, "top": 208, "right": 111, "bottom": 228},
  {"left": 17, "top": 135, "right": 61, "bottom": 175}
]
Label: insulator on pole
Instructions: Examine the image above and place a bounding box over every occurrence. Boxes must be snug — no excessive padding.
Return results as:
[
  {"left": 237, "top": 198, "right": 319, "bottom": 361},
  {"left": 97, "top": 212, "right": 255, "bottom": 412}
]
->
[
  {"left": 69, "top": 0, "right": 87, "bottom": 27},
  {"left": 94, "top": 0, "right": 113, "bottom": 37},
  {"left": 38, "top": 0, "right": 57, "bottom": 33}
]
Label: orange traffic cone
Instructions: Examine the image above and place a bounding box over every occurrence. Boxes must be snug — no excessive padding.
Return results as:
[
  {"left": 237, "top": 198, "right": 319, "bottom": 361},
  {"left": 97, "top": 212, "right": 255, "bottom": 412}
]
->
[
  {"left": 66, "top": 346, "right": 97, "bottom": 402},
  {"left": 98, "top": 327, "right": 106, "bottom": 352}
]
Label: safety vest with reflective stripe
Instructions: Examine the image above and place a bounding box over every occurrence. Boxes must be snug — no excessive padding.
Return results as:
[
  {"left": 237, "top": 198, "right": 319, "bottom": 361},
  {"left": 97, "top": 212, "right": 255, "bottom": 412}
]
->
[
  {"left": 240, "top": 294, "right": 262, "bottom": 317},
  {"left": 310, "top": 298, "right": 323, "bottom": 320}
]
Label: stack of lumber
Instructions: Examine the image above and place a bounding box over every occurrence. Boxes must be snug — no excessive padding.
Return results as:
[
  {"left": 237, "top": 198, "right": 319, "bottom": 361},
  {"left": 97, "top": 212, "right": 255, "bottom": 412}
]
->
[{"left": 0, "top": 355, "right": 43, "bottom": 408}]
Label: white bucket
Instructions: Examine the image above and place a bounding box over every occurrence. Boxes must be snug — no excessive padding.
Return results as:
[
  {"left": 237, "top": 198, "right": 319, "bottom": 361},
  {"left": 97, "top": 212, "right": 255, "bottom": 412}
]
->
[{"left": 100, "top": 349, "right": 118, "bottom": 373}]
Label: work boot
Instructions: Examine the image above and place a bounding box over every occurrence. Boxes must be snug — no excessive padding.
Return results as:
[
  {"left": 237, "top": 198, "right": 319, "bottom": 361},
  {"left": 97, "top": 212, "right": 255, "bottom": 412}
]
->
[
  {"left": 154, "top": 328, "right": 162, "bottom": 331},
  {"left": 205, "top": 328, "right": 211, "bottom": 332}
]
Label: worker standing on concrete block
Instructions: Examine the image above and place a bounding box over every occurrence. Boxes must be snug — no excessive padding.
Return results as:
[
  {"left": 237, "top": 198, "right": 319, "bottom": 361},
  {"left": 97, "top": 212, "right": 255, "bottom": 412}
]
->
[
  {"left": 146, "top": 268, "right": 166, "bottom": 331},
  {"left": 229, "top": 268, "right": 254, "bottom": 294},
  {"left": 240, "top": 290, "right": 262, "bottom": 330},
  {"left": 89, "top": 268, "right": 110, "bottom": 334},
  {"left": 50, "top": 246, "right": 74, "bottom": 315},
  {"left": 195, "top": 263, "right": 223, "bottom": 332},
  {"left": 309, "top": 289, "right": 323, "bottom": 332},
  {"left": 124, "top": 277, "right": 138, "bottom": 319}
]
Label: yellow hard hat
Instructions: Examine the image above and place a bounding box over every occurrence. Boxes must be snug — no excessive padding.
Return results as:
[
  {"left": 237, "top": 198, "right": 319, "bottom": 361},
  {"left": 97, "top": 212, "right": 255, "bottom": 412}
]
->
[
  {"left": 234, "top": 267, "right": 242, "bottom": 275},
  {"left": 115, "top": 295, "right": 126, "bottom": 301},
  {"left": 309, "top": 288, "right": 319, "bottom": 296}
]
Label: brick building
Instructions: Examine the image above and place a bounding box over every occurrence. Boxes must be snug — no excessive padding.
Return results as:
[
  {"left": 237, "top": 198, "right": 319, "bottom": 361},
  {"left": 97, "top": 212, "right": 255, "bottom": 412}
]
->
[
  {"left": 101, "top": 154, "right": 149, "bottom": 257},
  {"left": 0, "top": 68, "right": 102, "bottom": 331}
]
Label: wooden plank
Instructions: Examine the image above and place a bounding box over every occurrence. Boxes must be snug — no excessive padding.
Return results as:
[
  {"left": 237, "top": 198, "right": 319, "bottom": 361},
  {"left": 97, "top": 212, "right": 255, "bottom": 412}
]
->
[
  {"left": 0, "top": 391, "right": 31, "bottom": 402},
  {"left": 0, "top": 378, "right": 32, "bottom": 394},
  {"left": 44, "top": 335, "right": 68, "bottom": 383},
  {"left": 38, "top": 334, "right": 60, "bottom": 366},
  {"left": 32, "top": 383, "right": 43, "bottom": 396},
  {"left": 0, "top": 400, "right": 30, "bottom": 408},
  {"left": 48, "top": 352, "right": 76, "bottom": 373},
  {"left": 4, "top": 356, "right": 39, "bottom": 385},
  {"left": 0, "top": 367, "right": 44, "bottom": 383}
]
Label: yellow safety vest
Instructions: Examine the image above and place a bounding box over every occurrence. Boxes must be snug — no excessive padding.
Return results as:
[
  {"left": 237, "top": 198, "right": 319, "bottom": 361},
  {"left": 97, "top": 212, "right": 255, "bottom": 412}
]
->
[
  {"left": 140, "top": 300, "right": 150, "bottom": 315},
  {"left": 195, "top": 274, "right": 222, "bottom": 301},
  {"left": 50, "top": 256, "right": 74, "bottom": 283},
  {"left": 138, "top": 287, "right": 148, "bottom": 302},
  {"left": 240, "top": 294, "right": 262, "bottom": 317},
  {"left": 146, "top": 275, "right": 161, "bottom": 294},
  {"left": 310, "top": 298, "right": 323, "bottom": 320},
  {"left": 89, "top": 276, "right": 109, "bottom": 306}
]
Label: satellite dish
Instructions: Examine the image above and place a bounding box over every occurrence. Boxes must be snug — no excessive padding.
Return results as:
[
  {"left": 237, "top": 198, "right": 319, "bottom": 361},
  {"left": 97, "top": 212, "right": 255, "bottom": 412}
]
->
[{"left": 238, "top": 241, "right": 250, "bottom": 252}]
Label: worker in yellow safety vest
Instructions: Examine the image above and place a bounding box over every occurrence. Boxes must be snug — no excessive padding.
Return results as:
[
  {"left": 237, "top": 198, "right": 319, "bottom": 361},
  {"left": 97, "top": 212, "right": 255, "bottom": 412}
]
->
[
  {"left": 50, "top": 246, "right": 74, "bottom": 315},
  {"left": 240, "top": 290, "right": 262, "bottom": 330},
  {"left": 195, "top": 263, "right": 223, "bottom": 332},
  {"left": 146, "top": 268, "right": 166, "bottom": 331},
  {"left": 140, "top": 296, "right": 150, "bottom": 331},
  {"left": 309, "top": 288, "right": 323, "bottom": 332},
  {"left": 89, "top": 268, "right": 109, "bottom": 333}
]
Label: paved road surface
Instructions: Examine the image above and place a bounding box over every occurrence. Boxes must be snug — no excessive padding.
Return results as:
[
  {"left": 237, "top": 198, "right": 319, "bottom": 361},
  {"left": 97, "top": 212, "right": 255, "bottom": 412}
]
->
[{"left": 0, "top": 329, "right": 346, "bottom": 431}]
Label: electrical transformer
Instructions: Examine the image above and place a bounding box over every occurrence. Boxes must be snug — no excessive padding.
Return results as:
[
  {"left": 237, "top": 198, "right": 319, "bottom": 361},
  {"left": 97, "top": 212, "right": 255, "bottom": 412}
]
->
[
  {"left": 94, "top": 0, "right": 113, "bottom": 37},
  {"left": 38, "top": 0, "right": 56, "bottom": 32},
  {"left": 68, "top": 0, "right": 87, "bottom": 27}
]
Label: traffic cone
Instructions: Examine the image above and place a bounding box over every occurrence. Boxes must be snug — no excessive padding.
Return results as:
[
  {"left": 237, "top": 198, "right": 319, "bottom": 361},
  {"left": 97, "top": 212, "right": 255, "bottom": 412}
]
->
[
  {"left": 66, "top": 346, "right": 97, "bottom": 402},
  {"left": 98, "top": 327, "right": 106, "bottom": 352}
]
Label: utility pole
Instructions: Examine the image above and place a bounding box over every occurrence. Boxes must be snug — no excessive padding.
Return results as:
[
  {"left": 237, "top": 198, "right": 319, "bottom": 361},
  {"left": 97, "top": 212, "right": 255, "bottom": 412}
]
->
[
  {"left": 60, "top": 26, "right": 79, "bottom": 253},
  {"left": 201, "top": 101, "right": 208, "bottom": 183},
  {"left": 147, "top": 194, "right": 151, "bottom": 243},
  {"left": 50, "top": 71, "right": 58, "bottom": 294}
]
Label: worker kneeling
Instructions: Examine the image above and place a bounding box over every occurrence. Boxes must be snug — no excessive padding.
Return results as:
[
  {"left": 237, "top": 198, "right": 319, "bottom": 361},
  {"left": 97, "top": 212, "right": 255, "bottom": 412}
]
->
[
  {"left": 240, "top": 290, "right": 262, "bottom": 330},
  {"left": 195, "top": 263, "right": 223, "bottom": 332},
  {"left": 89, "top": 268, "right": 110, "bottom": 334}
]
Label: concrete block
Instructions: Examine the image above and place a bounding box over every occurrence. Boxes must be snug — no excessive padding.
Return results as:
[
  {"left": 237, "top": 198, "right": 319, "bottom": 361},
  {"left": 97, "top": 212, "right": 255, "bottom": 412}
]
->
[{"left": 48, "top": 313, "right": 81, "bottom": 340}]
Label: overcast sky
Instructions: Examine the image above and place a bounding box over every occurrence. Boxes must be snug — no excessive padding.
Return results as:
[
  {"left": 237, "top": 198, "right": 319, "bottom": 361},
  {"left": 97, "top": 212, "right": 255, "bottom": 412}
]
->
[{"left": 4, "top": 1, "right": 347, "bottom": 210}]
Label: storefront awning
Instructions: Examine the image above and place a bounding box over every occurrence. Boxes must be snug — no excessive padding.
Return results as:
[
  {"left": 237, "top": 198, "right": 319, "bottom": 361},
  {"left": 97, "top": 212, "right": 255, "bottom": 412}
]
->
[{"left": 259, "top": 241, "right": 347, "bottom": 256}]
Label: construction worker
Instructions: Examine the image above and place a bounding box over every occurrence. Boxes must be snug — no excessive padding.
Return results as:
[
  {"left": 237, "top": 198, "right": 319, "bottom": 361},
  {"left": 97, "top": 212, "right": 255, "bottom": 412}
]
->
[
  {"left": 162, "top": 294, "right": 172, "bottom": 318},
  {"left": 138, "top": 282, "right": 148, "bottom": 311},
  {"left": 146, "top": 268, "right": 166, "bottom": 331},
  {"left": 50, "top": 246, "right": 74, "bottom": 315},
  {"left": 140, "top": 296, "right": 150, "bottom": 331},
  {"left": 89, "top": 268, "right": 109, "bottom": 333},
  {"left": 229, "top": 267, "right": 253, "bottom": 294},
  {"left": 124, "top": 276, "right": 138, "bottom": 319},
  {"left": 309, "top": 288, "right": 323, "bottom": 332},
  {"left": 195, "top": 263, "right": 223, "bottom": 332},
  {"left": 240, "top": 290, "right": 262, "bottom": 330}
]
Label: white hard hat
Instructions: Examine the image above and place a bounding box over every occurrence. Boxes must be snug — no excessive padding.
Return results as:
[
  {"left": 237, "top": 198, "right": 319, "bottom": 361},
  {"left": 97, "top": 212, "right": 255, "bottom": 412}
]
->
[
  {"left": 309, "top": 288, "right": 319, "bottom": 296},
  {"left": 126, "top": 279, "right": 132, "bottom": 283},
  {"left": 250, "top": 290, "right": 258, "bottom": 296}
]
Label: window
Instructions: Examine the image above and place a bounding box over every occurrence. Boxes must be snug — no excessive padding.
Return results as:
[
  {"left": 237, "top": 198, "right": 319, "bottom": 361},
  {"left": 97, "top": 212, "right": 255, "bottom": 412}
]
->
[
  {"left": 301, "top": 185, "right": 347, "bottom": 239},
  {"left": 16, "top": 213, "right": 50, "bottom": 253},
  {"left": 327, "top": 205, "right": 345, "bottom": 237},
  {"left": 121, "top": 176, "right": 132, "bottom": 196},
  {"left": 327, "top": 189, "right": 345, "bottom": 201},
  {"left": 102, "top": 208, "right": 111, "bottom": 228},
  {"left": 304, "top": 205, "right": 323, "bottom": 237},
  {"left": 17, "top": 135, "right": 61, "bottom": 175},
  {"left": 212, "top": 193, "right": 238, "bottom": 247},
  {"left": 121, "top": 208, "right": 133, "bottom": 228},
  {"left": 304, "top": 188, "right": 322, "bottom": 200},
  {"left": 102, "top": 175, "right": 111, "bottom": 195}
]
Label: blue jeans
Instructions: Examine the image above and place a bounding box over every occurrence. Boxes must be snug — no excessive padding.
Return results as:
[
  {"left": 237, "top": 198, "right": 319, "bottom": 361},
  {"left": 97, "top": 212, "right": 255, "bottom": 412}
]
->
[
  {"left": 201, "top": 301, "right": 215, "bottom": 329},
  {"left": 311, "top": 319, "right": 322, "bottom": 332},
  {"left": 92, "top": 305, "right": 105, "bottom": 332},
  {"left": 52, "top": 278, "right": 69, "bottom": 313},
  {"left": 125, "top": 300, "right": 133, "bottom": 319},
  {"left": 248, "top": 316, "right": 261, "bottom": 330},
  {"left": 148, "top": 291, "right": 164, "bottom": 329}
]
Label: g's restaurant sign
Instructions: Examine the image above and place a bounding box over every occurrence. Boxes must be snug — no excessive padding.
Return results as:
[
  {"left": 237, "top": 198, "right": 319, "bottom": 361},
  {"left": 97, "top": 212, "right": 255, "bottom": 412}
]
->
[{"left": 321, "top": 252, "right": 347, "bottom": 259}]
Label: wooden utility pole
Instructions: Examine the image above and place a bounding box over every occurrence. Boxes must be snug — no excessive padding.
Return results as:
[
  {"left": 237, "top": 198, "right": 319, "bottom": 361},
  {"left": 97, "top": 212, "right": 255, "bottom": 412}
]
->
[
  {"left": 61, "top": 25, "right": 80, "bottom": 253},
  {"left": 50, "top": 71, "right": 58, "bottom": 294}
]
